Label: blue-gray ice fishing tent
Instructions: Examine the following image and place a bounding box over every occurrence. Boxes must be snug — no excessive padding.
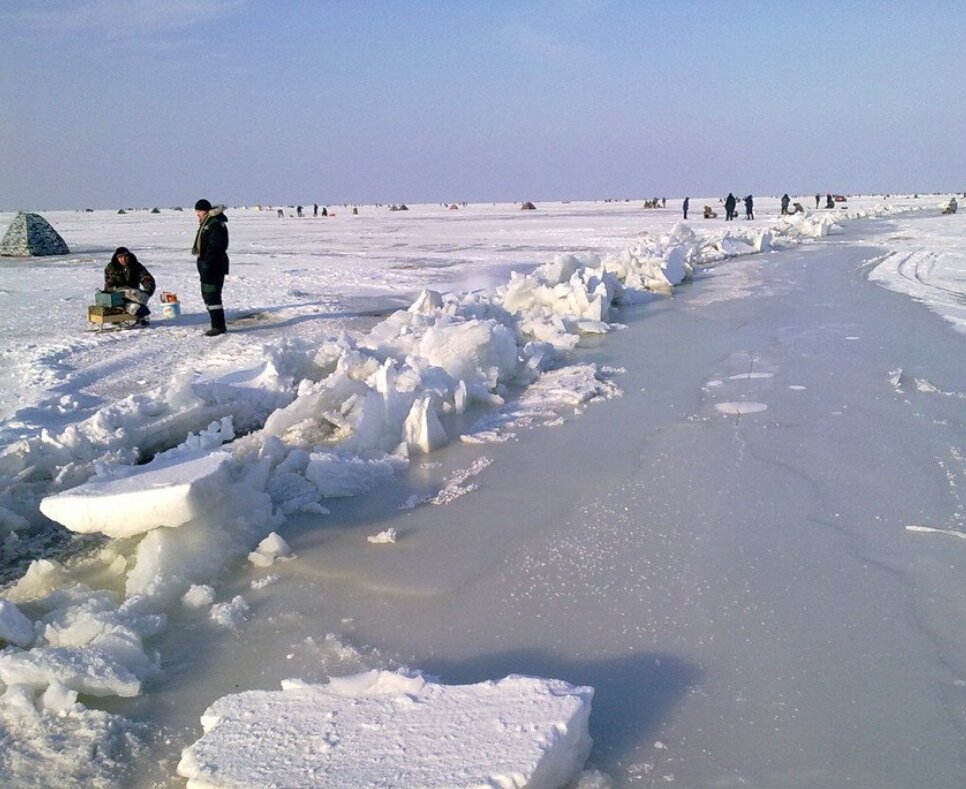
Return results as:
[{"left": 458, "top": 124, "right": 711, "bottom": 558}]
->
[{"left": 0, "top": 212, "right": 70, "bottom": 256}]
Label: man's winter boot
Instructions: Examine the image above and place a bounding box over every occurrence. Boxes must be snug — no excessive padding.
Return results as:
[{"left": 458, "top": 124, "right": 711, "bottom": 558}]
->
[{"left": 205, "top": 307, "right": 227, "bottom": 336}]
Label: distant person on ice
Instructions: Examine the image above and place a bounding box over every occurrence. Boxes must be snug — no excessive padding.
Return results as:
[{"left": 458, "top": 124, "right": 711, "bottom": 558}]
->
[
  {"left": 683, "top": 196, "right": 690, "bottom": 219},
  {"left": 744, "top": 195, "right": 754, "bottom": 220},
  {"left": 781, "top": 194, "right": 791, "bottom": 215},
  {"left": 725, "top": 193, "right": 737, "bottom": 221},
  {"left": 103, "top": 247, "right": 155, "bottom": 326},
  {"left": 192, "top": 199, "right": 230, "bottom": 337}
]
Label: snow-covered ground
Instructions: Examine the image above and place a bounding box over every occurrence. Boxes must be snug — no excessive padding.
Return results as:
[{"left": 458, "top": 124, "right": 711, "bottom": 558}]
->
[{"left": 1, "top": 194, "right": 964, "bottom": 786}]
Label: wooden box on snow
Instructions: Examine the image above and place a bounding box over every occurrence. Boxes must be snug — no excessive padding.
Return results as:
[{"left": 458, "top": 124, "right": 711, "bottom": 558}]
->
[{"left": 88, "top": 305, "right": 135, "bottom": 325}]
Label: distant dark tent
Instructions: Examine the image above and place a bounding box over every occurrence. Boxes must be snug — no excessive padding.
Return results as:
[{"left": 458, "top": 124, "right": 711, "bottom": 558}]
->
[
  {"left": 150, "top": 207, "right": 160, "bottom": 214},
  {"left": 520, "top": 201, "right": 537, "bottom": 210},
  {"left": 0, "top": 212, "right": 70, "bottom": 257},
  {"left": 118, "top": 209, "right": 126, "bottom": 214},
  {"left": 390, "top": 204, "right": 409, "bottom": 212}
]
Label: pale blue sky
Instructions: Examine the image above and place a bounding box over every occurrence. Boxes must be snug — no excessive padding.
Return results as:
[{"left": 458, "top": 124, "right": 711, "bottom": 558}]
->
[{"left": 2, "top": 0, "right": 964, "bottom": 209}]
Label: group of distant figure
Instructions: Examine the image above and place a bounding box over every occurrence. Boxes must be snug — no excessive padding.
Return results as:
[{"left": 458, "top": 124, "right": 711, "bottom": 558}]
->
[
  {"left": 290, "top": 204, "right": 330, "bottom": 218},
  {"left": 285, "top": 204, "right": 361, "bottom": 217},
  {"left": 681, "top": 192, "right": 844, "bottom": 221},
  {"left": 720, "top": 194, "right": 755, "bottom": 221}
]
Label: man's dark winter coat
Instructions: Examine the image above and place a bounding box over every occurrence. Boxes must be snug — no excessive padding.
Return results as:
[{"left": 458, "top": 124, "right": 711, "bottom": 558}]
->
[{"left": 195, "top": 208, "right": 230, "bottom": 278}]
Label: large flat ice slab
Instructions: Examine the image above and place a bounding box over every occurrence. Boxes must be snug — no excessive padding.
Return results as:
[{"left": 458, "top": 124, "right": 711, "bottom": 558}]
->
[
  {"left": 39, "top": 450, "right": 232, "bottom": 538},
  {"left": 177, "top": 670, "right": 593, "bottom": 788}
]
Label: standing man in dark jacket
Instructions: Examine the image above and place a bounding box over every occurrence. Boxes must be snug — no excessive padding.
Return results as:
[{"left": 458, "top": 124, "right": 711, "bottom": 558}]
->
[
  {"left": 192, "top": 199, "right": 229, "bottom": 336},
  {"left": 724, "top": 193, "right": 737, "bottom": 221}
]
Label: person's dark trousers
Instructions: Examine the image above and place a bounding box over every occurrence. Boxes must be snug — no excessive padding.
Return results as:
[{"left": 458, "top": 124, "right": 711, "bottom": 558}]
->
[{"left": 200, "top": 271, "right": 226, "bottom": 333}]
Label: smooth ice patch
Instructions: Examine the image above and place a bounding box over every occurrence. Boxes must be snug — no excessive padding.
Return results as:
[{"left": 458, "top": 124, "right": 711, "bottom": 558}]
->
[
  {"left": 714, "top": 402, "right": 769, "bottom": 415},
  {"left": 728, "top": 372, "right": 774, "bottom": 380},
  {"left": 177, "top": 670, "right": 593, "bottom": 789}
]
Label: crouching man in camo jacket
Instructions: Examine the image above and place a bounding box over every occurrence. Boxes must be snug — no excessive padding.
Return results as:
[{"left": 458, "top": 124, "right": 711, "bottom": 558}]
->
[{"left": 103, "top": 246, "right": 155, "bottom": 326}]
